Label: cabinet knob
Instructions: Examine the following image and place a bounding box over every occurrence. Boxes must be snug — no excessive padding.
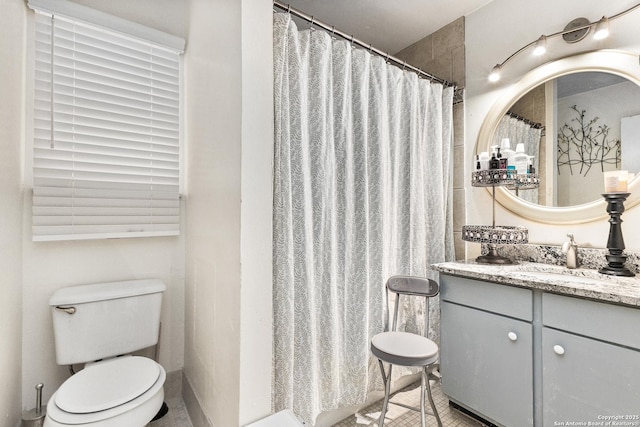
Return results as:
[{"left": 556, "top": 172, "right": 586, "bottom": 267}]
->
[
  {"left": 553, "top": 345, "right": 565, "bottom": 355},
  {"left": 507, "top": 332, "right": 518, "bottom": 341}
]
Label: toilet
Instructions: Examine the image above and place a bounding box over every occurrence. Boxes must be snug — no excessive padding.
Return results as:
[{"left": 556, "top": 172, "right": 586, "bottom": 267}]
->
[{"left": 44, "top": 279, "right": 167, "bottom": 427}]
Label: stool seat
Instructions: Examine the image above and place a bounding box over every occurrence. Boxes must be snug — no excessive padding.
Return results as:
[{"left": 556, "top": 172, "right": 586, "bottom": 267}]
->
[{"left": 371, "top": 331, "right": 438, "bottom": 367}]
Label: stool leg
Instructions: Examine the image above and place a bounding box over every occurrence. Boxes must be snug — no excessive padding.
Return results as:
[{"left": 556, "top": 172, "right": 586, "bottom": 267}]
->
[
  {"left": 377, "top": 360, "right": 392, "bottom": 427},
  {"left": 420, "top": 369, "right": 427, "bottom": 427},
  {"left": 424, "top": 366, "right": 442, "bottom": 427}
]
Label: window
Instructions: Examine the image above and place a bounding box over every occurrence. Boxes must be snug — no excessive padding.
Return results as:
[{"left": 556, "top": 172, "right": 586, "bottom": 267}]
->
[{"left": 29, "top": 0, "right": 185, "bottom": 241}]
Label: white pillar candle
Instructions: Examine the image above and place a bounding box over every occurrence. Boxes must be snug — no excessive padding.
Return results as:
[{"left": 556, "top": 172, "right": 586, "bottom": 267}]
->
[{"left": 603, "top": 170, "right": 628, "bottom": 192}]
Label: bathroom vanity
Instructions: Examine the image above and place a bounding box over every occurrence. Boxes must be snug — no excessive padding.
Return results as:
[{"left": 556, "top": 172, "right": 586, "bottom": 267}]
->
[{"left": 431, "top": 261, "right": 640, "bottom": 427}]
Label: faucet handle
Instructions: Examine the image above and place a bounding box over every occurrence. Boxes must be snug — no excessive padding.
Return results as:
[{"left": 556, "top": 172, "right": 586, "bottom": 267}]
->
[{"left": 562, "top": 234, "right": 577, "bottom": 253}]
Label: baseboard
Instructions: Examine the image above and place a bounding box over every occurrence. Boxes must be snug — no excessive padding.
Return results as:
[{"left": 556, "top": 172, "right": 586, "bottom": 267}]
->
[
  {"left": 182, "top": 374, "right": 213, "bottom": 427},
  {"left": 448, "top": 399, "right": 498, "bottom": 427}
]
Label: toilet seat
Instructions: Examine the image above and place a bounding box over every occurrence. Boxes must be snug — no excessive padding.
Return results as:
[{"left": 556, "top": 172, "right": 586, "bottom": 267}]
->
[
  {"left": 45, "top": 356, "right": 165, "bottom": 426},
  {"left": 56, "top": 356, "right": 160, "bottom": 413}
]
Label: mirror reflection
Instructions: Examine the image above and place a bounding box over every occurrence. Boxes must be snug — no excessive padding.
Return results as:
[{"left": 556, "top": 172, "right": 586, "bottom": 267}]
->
[{"left": 493, "top": 71, "right": 640, "bottom": 207}]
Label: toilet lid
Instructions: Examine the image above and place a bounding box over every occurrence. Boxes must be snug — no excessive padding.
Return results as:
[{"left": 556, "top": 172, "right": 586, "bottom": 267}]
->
[{"left": 55, "top": 356, "right": 161, "bottom": 414}]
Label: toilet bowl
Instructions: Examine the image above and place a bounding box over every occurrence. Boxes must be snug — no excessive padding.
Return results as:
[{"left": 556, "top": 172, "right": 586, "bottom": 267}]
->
[
  {"left": 46, "top": 279, "right": 168, "bottom": 427},
  {"left": 44, "top": 356, "right": 166, "bottom": 427}
]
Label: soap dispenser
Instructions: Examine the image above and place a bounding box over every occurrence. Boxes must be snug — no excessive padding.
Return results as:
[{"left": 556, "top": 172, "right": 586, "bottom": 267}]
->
[{"left": 562, "top": 234, "right": 578, "bottom": 269}]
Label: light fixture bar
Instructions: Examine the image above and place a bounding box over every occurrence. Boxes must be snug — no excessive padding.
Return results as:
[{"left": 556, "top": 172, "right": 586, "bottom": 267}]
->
[{"left": 488, "top": 2, "right": 640, "bottom": 82}]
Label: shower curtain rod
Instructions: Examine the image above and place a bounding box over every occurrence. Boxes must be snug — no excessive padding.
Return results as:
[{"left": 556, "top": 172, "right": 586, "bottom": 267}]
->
[
  {"left": 506, "top": 111, "right": 545, "bottom": 130},
  {"left": 273, "top": 0, "right": 457, "bottom": 90}
]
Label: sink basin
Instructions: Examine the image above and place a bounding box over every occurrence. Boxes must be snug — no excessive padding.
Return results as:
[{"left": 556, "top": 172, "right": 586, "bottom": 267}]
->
[{"left": 511, "top": 271, "right": 606, "bottom": 285}]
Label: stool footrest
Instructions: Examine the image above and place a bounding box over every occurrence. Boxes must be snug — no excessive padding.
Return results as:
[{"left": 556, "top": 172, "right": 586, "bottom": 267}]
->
[{"left": 388, "top": 399, "right": 435, "bottom": 416}]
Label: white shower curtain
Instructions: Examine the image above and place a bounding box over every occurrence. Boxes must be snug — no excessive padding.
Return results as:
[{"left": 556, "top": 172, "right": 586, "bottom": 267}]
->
[{"left": 272, "top": 13, "right": 454, "bottom": 424}]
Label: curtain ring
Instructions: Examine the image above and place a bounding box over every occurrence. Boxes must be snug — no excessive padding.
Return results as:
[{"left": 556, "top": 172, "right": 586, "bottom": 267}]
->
[
  {"left": 330, "top": 26, "right": 336, "bottom": 38},
  {"left": 350, "top": 35, "right": 355, "bottom": 47},
  {"left": 309, "top": 16, "right": 315, "bottom": 30},
  {"left": 286, "top": 4, "right": 291, "bottom": 14},
  {"left": 368, "top": 43, "right": 373, "bottom": 53},
  {"left": 402, "top": 61, "right": 407, "bottom": 70},
  {"left": 384, "top": 53, "right": 390, "bottom": 63}
]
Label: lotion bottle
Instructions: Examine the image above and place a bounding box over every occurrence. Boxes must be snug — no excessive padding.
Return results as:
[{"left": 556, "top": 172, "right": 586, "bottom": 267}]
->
[
  {"left": 514, "top": 143, "right": 528, "bottom": 175},
  {"left": 479, "top": 152, "right": 490, "bottom": 170},
  {"left": 500, "top": 138, "right": 516, "bottom": 171}
]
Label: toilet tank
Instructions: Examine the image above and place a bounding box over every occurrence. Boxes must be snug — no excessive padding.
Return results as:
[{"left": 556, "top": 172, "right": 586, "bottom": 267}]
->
[{"left": 49, "top": 279, "right": 166, "bottom": 365}]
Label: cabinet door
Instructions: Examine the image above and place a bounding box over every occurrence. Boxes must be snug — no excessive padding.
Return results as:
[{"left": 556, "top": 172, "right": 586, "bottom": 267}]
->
[
  {"left": 543, "top": 327, "right": 640, "bottom": 424},
  {"left": 441, "top": 301, "right": 533, "bottom": 426}
]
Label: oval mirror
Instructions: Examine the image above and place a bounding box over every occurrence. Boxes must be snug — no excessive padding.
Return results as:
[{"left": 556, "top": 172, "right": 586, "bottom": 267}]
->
[{"left": 477, "top": 50, "right": 640, "bottom": 224}]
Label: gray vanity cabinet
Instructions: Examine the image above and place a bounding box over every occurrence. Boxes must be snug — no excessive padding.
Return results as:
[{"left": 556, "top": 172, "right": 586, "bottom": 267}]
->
[
  {"left": 440, "top": 275, "right": 534, "bottom": 427},
  {"left": 439, "top": 272, "right": 640, "bottom": 427},
  {"left": 542, "top": 293, "right": 640, "bottom": 424}
]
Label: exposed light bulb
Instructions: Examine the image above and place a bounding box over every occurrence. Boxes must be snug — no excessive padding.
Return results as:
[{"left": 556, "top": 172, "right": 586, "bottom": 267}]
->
[
  {"left": 593, "top": 16, "right": 610, "bottom": 40},
  {"left": 533, "top": 35, "right": 547, "bottom": 56},
  {"left": 488, "top": 64, "right": 501, "bottom": 83}
]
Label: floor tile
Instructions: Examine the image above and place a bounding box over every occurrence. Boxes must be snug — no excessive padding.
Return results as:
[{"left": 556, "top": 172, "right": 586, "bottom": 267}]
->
[
  {"left": 150, "top": 397, "right": 194, "bottom": 427},
  {"left": 333, "top": 380, "right": 487, "bottom": 426}
]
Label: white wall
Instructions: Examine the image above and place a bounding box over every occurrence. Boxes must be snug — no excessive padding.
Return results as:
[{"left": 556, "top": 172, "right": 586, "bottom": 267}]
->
[
  {"left": 184, "top": 0, "right": 242, "bottom": 423},
  {"left": 239, "top": 0, "right": 274, "bottom": 424},
  {"left": 184, "top": 0, "right": 273, "bottom": 425},
  {"left": 466, "top": 0, "right": 640, "bottom": 251},
  {"left": 9, "top": 0, "right": 188, "bottom": 415},
  {"left": 0, "top": 0, "right": 25, "bottom": 425}
]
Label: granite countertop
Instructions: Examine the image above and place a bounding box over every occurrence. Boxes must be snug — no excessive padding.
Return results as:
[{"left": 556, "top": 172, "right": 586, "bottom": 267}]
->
[{"left": 431, "top": 260, "right": 640, "bottom": 308}]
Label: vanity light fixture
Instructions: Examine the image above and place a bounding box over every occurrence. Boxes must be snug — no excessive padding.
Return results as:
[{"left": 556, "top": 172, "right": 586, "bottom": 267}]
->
[
  {"left": 488, "top": 2, "right": 640, "bottom": 82},
  {"left": 488, "top": 64, "right": 502, "bottom": 82},
  {"left": 593, "top": 16, "right": 610, "bottom": 40},
  {"left": 532, "top": 35, "right": 547, "bottom": 56}
]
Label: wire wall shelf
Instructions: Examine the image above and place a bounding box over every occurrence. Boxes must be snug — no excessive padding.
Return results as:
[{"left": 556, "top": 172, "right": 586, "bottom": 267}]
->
[{"left": 464, "top": 169, "right": 539, "bottom": 264}]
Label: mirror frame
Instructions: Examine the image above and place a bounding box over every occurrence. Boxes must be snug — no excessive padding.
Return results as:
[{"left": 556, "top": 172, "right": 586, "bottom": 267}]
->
[{"left": 477, "top": 50, "right": 640, "bottom": 224}]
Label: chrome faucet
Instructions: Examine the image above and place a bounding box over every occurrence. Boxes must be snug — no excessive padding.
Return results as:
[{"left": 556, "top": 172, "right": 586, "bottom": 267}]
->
[{"left": 562, "top": 234, "right": 578, "bottom": 269}]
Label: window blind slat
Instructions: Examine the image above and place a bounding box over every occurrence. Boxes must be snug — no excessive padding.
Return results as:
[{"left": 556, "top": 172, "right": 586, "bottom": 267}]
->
[
  {"left": 52, "top": 43, "right": 180, "bottom": 82},
  {"left": 34, "top": 177, "right": 178, "bottom": 193},
  {"left": 51, "top": 64, "right": 179, "bottom": 91},
  {"left": 32, "top": 11, "right": 182, "bottom": 241},
  {"left": 34, "top": 168, "right": 179, "bottom": 185},
  {"left": 51, "top": 98, "right": 179, "bottom": 126},
  {"left": 34, "top": 134, "right": 180, "bottom": 153},
  {"left": 35, "top": 143, "right": 179, "bottom": 162},
  {"left": 34, "top": 187, "right": 180, "bottom": 202}
]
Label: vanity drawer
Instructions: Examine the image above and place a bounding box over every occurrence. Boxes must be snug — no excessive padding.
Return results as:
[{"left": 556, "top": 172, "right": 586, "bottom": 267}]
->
[
  {"left": 440, "top": 274, "right": 533, "bottom": 321},
  {"left": 543, "top": 293, "right": 640, "bottom": 350}
]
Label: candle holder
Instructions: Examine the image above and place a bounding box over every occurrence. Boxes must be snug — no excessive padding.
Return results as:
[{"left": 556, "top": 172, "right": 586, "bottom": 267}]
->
[{"left": 599, "top": 192, "right": 635, "bottom": 277}]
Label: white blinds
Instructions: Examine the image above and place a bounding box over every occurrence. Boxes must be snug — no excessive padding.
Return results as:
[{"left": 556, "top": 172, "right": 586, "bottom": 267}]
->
[{"left": 32, "top": 10, "right": 183, "bottom": 241}]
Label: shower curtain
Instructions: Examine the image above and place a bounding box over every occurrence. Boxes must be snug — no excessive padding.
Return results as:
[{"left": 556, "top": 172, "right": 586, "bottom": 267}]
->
[
  {"left": 494, "top": 115, "right": 542, "bottom": 204},
  {"left": 272, "top": 13, "right": 454, "bottom": 424}
]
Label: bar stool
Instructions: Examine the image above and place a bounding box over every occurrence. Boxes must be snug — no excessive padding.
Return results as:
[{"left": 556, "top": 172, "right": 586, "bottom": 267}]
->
[{"left": 371, "top": 275, "right": 442, "bottom": 427}]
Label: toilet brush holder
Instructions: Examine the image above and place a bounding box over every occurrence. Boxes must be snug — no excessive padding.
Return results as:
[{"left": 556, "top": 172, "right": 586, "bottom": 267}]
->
[{"left": 22, "top": 383, "right": 45, "bottom": 427}]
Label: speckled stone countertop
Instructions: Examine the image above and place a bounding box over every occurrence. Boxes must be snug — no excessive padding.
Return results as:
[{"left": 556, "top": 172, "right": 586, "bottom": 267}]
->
[{"left": 431, "top": 261, "right": 640, "bottom": 308}]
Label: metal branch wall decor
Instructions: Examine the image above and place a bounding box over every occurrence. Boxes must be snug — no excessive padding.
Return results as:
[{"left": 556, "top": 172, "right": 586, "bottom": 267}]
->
[{"left": 557, "top": 105, "right": 621, "bottom": 176}]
